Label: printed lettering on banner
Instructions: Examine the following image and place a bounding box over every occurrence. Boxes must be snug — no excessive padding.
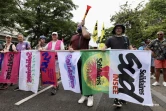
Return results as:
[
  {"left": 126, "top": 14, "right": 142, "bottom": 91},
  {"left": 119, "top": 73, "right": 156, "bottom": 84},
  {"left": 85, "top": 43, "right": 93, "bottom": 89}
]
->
[
  {"left": 19, "top": 50, "right": 40, "bottom": 93},
  {"left": 109, "top": 50, "right": 153, "bottom": 106},
  {"left": 0, "top": 52, "right": 20, "bottom": 84},
  {"left": 40, "top": 52, "right": 56, "bottom": 85},
  {"left": 57, "top": 52, "right": 81, "bottom": 93},
  {"left": 81, "top": 51, "right": 110, "bottom": 95}
]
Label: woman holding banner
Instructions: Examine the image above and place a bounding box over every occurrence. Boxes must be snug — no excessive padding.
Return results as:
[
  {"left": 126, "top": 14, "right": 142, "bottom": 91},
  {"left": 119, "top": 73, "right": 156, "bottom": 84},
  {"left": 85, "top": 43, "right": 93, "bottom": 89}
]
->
[{"left": 0, "top": 35, "right": 17, "bottom": 90}]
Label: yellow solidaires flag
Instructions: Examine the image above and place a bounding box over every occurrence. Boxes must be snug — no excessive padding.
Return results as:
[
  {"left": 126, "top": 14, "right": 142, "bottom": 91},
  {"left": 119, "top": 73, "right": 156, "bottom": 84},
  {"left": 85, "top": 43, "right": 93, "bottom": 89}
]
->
[
  {"left": 92, "top": 21, "right": 98, "bottom": 42},
  {"left": 98, "top": 23, "right": 106, "bottom": 49}
]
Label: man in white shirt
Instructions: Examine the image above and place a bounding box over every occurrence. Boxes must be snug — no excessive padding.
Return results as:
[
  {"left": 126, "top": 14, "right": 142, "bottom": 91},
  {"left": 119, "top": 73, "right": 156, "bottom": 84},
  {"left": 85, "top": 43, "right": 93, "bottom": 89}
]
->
[{"left": 45, "top": 32, "right": 64, "bottom": 95}]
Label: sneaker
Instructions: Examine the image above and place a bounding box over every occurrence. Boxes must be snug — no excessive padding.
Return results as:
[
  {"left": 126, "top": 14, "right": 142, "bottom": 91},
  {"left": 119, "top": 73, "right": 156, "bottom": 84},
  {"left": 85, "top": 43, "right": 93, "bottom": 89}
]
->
[
  {"left": 120, "top": 100, "right": 127, "bottom": 105},
  {"left": 113, "top": 98, "right": 122, "bottom": 107},
  {"left": 14, "top": 87, "right": 19, "bottom": 91},
  {"left": 51, "top": 87, "right": 57, "bottom": 95},
  {"left": 78, "top": 95, "right": 87, "bottom": 104},
  {"left": 87, "top": 96, "right": 93, "bottom": 107},
  {"left": 0, "top": 84, "right": 8, "bottom": 90},
  {"left": 10, "top": 83, "right": 13, "bottom": 86},
  {"left": 151, "top": 75, "right": 156, "bottom": 79},
  {"left": 152, "top": 82, "right": 160, "bottom": 86},
  {"left": 38, "top": 86, "right": 42, "bottom": 91},
  {"left": 163, "top": 82, "right": 166, "bottom": 87}
]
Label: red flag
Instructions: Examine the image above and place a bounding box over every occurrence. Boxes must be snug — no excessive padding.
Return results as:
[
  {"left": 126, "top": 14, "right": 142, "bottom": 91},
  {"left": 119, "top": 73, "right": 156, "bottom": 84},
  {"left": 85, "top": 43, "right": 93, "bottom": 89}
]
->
[
  {"left": 40, "top": 52, "right": 57, "bottom": 86},
  {"left": 0, "top": 52, "right": 20, "bottom": 84}
]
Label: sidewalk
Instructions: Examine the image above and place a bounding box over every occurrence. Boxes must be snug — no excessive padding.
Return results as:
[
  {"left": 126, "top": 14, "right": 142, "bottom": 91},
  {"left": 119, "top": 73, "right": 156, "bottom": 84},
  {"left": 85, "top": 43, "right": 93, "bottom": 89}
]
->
[{"left": 151, "top": 74, "right": 166, "bottom": 111}]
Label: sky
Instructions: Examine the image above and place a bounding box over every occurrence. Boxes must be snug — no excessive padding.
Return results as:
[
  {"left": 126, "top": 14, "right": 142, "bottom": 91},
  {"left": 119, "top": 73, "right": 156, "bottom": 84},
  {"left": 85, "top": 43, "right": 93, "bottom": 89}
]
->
[{"left": 71, "top": 0, "right": 149, "bottom": 35}]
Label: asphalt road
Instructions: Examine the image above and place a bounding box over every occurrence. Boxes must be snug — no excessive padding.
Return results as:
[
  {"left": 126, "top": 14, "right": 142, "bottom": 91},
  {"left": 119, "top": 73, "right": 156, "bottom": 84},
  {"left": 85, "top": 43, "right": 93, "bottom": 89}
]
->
[{"left": 0, "top": 84, "right": 158, "bottom": 111}]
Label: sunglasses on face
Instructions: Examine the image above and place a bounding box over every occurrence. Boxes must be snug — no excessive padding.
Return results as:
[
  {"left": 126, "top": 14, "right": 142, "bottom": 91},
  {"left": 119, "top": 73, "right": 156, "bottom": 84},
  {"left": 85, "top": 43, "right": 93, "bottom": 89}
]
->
[{"left": 157, "top": 34, "right": 163, "bottom": 36}]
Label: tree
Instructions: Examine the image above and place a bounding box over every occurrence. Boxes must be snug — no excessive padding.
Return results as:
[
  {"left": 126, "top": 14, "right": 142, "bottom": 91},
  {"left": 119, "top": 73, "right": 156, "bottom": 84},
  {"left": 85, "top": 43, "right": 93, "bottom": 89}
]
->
[
  {"left": 105, "top": 27, "right": 113, "bottom": 38},
  {"left": 110, "top": 0, "right": 166, "bottom": 47},
  {"left": 0, "top": 0, "right": 19, "bottom": 30},
  {"left": 14, "top": 0, "right": 77, "bottom": 47},
  {"left": 141, "top": 0, "right": 166, "bottom": 40},
  {"left": 110, "top": 2, "right": 145, "bottom": 46}
]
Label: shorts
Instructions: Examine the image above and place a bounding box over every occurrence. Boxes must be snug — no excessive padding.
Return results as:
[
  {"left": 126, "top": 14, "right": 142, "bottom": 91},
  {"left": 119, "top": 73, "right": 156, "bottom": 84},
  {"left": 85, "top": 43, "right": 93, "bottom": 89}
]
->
[
  {"left": 151, "top": 58, "right": 154, "bottom": 67},
  {"left": 55, "top": 60, "right": 59, "bottom": 73},
  {"left": 154, "top": 59, "right": 166, "bottom": 69}
]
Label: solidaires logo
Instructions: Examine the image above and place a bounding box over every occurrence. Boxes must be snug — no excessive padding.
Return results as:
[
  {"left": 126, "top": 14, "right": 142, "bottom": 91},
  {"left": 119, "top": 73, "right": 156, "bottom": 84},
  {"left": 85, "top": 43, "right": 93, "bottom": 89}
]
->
[{"left": 82, "top": 52, "right": 109, "bottom": 91}]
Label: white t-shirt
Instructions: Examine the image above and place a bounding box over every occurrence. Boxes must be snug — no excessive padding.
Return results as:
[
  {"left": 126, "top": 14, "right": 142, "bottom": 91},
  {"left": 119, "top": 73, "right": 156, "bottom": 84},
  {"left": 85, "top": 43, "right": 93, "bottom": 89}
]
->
[{"left": 45, "top": 40, "right": 64, "bottom": 50}]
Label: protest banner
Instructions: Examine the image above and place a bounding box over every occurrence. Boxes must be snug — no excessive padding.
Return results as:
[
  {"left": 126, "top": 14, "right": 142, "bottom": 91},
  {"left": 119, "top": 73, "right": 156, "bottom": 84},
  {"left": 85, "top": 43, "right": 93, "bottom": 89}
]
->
[
  {"left": 81, "top": 51, "right": 110, "bottom": 95},
  {"left": 19, "top": 50, "right": 40, "bottom": 93},
  {"left": 0, "top": 52, "right": 20, "bottom": 84},
  {"left": 0, "top": 53, "right": 4, "bottom": 71},
  {"left": 109, "top": 50, "right": 153, "bottom": 106},
  {"left": 40, "top": 51, "right": 56, "bottom": 86},
  {"left": 58, "top": 52, "right": 81, "bottom": 93}
]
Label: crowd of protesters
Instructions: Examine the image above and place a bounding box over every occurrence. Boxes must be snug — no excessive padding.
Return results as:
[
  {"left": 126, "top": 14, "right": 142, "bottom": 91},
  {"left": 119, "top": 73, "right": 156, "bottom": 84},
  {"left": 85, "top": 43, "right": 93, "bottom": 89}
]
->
[{"left": 0, "top": 19, "right": 166, "bottom": 108}]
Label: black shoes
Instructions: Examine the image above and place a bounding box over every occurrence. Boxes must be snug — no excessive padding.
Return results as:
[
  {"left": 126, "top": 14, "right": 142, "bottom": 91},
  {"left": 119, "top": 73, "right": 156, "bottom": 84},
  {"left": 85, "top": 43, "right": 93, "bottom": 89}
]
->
[
  {"left": 113, "top": 98, "right": 122, "bottom": 107},
  {"left": 51, "top": 85, "right": 59, "bottom": 95}
]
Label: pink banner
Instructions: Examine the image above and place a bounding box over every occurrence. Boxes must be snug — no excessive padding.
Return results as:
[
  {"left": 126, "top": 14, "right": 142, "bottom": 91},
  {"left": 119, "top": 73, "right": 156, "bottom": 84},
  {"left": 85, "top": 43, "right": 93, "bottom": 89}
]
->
[
  {"left": 40, "top": 52, "right": 57, "bottom": 86},
  {"left": 0, "top": 52, "right": 20, "bottom": 84}
]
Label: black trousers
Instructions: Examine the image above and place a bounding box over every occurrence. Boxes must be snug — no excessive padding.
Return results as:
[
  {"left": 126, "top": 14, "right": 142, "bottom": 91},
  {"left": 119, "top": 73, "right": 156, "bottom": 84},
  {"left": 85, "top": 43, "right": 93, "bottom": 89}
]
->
[{"left": 77, "top": 58, "right": 92, "bottom": 97}]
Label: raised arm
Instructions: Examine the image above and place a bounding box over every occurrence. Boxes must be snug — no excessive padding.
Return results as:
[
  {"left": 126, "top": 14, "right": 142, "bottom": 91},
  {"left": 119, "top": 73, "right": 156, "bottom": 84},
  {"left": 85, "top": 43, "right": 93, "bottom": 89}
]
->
[{"left": 81, "top": 20, "right": 90, "bottom": 39}]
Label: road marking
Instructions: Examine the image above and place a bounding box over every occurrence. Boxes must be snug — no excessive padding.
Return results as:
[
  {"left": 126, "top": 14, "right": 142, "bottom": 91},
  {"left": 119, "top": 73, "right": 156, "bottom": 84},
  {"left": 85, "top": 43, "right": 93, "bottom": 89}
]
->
[{"left": 15, "top": 81, "right": 61, "bottom": 106}]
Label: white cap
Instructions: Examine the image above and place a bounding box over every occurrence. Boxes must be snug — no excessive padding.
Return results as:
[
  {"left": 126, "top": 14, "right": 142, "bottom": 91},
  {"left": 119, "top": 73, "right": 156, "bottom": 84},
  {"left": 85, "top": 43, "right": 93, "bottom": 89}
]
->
[
  {"left": 6, "top": 35, "right": 12, "bottom": 38},
  {"left": 52, "top": 32, "right": 58, "bottom": 35}
]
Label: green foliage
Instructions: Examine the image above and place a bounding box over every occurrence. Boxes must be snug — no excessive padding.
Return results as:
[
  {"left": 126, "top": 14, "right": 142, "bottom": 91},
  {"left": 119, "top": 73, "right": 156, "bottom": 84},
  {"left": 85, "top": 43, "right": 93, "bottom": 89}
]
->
[
  {"left": 0, "top": 0, "right": 77, "bottom": 47},
  {"left": 105, "top": 27, "right": 113, "bottom": 39},
  {"left": 0, "top": 0, "right": 19, "bottom": 28},
  {"left": 107, "top": 0, "right": 166, "bottom": 47}
]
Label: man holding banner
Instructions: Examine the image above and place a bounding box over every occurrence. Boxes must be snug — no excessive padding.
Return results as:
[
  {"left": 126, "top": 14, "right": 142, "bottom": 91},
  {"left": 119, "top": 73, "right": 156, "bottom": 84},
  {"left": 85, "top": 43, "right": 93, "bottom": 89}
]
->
[
  {"left": 104, "top": 24, "right": 133, "bottom": 107},
  {"left": 16, "top": 34, "right": 31, "bottom": 51},
  {"left": 69, "top": 20, "right": 93, "bottom": 107},
  {"left": 14, "top": 34, "right": 31, "bottom": 91},
  {"left": 44, "top": 32, "right": 64, "bottom": 95}
]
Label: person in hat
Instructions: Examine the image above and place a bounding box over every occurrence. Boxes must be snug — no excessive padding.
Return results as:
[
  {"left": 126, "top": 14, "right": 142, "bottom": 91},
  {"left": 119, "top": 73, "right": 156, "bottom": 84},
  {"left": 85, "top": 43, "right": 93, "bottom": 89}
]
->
[
  {"left": 138, "top": 42, "right": 146, "bottom": 50},
  {"left": 36, "top": 35, "right": 47, "bottom": 50},
  {"left": 104, "top": 24, "right": 133, "bottom": 107},
  {"left": 35, "top": 35, "right": 47, "bottom": 91},
  {"left": 44, "top": 32, "right": 64, "bottom": 95},
  {"left": 0, "top": 35, "right": 17, "bottom": 90}
]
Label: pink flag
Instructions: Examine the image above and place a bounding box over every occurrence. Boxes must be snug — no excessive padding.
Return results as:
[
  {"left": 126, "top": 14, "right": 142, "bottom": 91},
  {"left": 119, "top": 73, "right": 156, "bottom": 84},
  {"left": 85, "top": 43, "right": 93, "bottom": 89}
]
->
[
  {"left": 40, "top": 52, "right": 57, "bottom": 86},
  {"left": 0, "top": 52, "right": 20, "bottom": 84}
]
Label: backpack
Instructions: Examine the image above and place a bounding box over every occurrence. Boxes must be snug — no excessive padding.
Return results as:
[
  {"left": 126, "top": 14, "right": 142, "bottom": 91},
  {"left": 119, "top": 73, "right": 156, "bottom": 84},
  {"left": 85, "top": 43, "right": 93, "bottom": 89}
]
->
[
  {"left": 26, "top": 42, "right": 28, "bottom": 50},
  {"left": 4, "top": 43, "right": 14, "bottom": 52},
  {"left": 123, "top": 36, "right": 129, "bottom": 49}
]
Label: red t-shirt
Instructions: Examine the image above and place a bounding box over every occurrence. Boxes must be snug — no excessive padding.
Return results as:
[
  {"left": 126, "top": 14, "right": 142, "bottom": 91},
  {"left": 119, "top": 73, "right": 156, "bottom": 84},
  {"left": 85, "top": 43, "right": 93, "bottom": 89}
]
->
[{"left": 70, "top": 34, "right": 90, "bottom": 50}]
